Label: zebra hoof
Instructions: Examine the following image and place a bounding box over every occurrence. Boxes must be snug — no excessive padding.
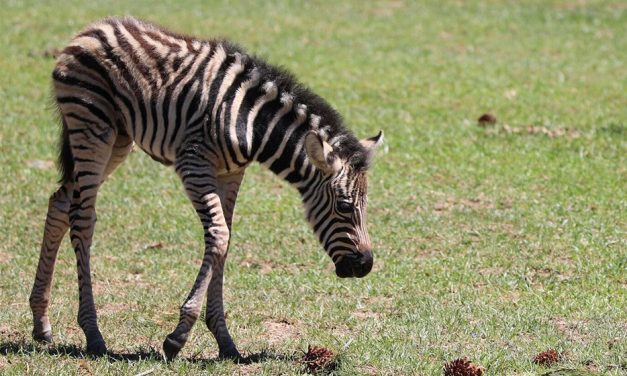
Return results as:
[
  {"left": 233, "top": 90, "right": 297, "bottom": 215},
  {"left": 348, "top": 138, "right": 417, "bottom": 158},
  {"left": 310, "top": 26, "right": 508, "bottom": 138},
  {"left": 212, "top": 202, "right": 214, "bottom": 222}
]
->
[
  {"left": 219, "top": 346, "right": 242, "bottom": 361},
  {"left": 163, "top": 336, "right": 182, "bottom": 361},
  {"left": 86, "top": 338, "right": 107, "bottom": 357},
  {"left": 33, "top": 330, "right": 53, "bottom": 344}
]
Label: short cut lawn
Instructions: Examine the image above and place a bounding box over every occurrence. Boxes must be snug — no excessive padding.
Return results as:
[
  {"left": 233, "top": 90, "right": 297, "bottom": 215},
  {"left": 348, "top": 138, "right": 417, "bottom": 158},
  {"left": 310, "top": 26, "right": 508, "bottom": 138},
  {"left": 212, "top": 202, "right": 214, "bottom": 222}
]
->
[{"left": 0, "top": 1, "right": 625, "bottom": 375}]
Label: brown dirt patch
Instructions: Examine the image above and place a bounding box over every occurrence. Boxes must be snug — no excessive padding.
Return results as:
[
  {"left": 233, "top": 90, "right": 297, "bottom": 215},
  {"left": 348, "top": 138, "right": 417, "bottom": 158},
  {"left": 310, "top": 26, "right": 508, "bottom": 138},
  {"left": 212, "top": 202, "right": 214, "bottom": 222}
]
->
[
  {"left": 330, "top": 324, "right": 351, "bottom": 338},
  {"left": 364, "top": 295, "right": 394, "bottom": 305},
  {"left": 372, "top": 1, "right": 405, "bottom": 17},
  {"left": 484, "top": 123, "right": 581, "bottom": 139},
  {"left": 138, "top": 242, "right": 165, "bottom": 251},
  {"left": 233, "top": 363, "right": 262, "bottom": 375},
  {"left": 433, "top": 194, "right": 495, "bottom": 213},
  {"left": 352, "top": 310, "right": 380, "bottom": 320},
  {"left": 527, "top": 266, "right": 571, "bottom": 285},
  {"left": 356, "top": 365, "right": 379, "bottom": 375},
  {"left": 92, "top": 274, "right": 155, "bottom": 295},
  {"left": 77, "top": 360, "right": 94, "bottom": 376},
  {"left": 239, "top": 259, "right": 274, "bottom": 275},
  {"left": 98, "top": 302, "right": 136, "bottom": 316},
  {"left": 497, "top": 290, "right": 520, "bottom": 304},
  {"left": 555, "top": 0, "right": 593, "bottom": 10},
  {"left": 0, "top": 252, "right": 12, "bottom": 263},
  {"left": 411, "top": 235, "right": 447, "bottom": 259},
  {"left": 41, "top": 47, "right": 62, "bottom": 59},
  {"left": 26, "top": 159, "right": 54, "bottom": 169},
  {"left": 478, "top": 266, "right": 506, "bottom": 276},
  {"left": 0, "top": 326, "right": 26, "bottom": 343},
  {"left": 552, "top": 317, "right": 590, "bottom": 344},
  {"left": 263, "top": 320, "right": 301, "bottom": 345}
]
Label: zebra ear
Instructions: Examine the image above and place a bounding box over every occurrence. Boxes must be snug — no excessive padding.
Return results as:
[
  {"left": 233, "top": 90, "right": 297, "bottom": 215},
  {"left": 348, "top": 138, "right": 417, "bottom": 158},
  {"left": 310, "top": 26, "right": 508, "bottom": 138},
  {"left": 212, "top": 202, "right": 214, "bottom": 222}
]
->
[
  {"left": 360, "top": 130, "right": 384, "bottom": 151},
  {"left": 304, "top": 131, "right": 339, "bottom": 175}
]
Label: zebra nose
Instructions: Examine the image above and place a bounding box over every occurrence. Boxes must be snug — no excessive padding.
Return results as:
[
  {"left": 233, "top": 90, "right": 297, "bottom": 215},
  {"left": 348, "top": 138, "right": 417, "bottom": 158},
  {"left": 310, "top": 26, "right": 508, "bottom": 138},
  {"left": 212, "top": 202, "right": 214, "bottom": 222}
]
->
[{"left": 356, "top": 250, "right": 373, "bottom": 277}]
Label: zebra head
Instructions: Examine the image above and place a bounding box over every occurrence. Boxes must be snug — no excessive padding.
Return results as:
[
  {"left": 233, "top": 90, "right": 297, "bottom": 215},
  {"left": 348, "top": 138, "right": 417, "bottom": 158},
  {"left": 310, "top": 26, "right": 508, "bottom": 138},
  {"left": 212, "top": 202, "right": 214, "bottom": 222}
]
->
[{"left": 303, "top": 130, "right": 384, "bottom": 278}]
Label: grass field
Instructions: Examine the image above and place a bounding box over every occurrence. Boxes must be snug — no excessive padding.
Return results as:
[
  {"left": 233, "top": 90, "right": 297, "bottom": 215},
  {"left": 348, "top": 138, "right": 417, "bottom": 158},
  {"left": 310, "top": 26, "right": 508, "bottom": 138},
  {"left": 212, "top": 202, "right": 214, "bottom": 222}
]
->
[{"left": 1, "top": 0, "right": 625, "bottom": 375}]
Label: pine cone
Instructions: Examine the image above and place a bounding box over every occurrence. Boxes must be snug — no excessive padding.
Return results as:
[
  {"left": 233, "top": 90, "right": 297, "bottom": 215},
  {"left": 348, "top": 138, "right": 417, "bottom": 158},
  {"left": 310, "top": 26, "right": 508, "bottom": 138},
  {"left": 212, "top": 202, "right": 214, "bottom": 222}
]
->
[
  {"left": 477, "top": 113, "right": 497, "bottom": 126},
  {"left": 443, "top": 357, "right": 484, "bottom": 376},
  {"left": 300, "top": 345, "right": 335, "bottom": 373},
  {"left": 533, "top": 349, "right": 560, "bottom": 366}
]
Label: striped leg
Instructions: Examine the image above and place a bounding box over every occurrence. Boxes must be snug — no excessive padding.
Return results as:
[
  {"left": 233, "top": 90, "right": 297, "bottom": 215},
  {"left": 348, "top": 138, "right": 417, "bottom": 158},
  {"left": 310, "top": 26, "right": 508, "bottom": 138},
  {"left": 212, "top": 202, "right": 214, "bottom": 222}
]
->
[
  {"left": 206, "top": 172, "right": 244, "bottom": 359},
  {"left": 66, "top": 119, "right": 116, "bottom": 356},
  {"left": 163, "top": 144, "right": 231, "bottom": 360},
  {"left": 29, "top": 132, "right": 132, "bottom": 346},
  {"left": 29, "top": 181, "right": 73, "bottom": 343}
]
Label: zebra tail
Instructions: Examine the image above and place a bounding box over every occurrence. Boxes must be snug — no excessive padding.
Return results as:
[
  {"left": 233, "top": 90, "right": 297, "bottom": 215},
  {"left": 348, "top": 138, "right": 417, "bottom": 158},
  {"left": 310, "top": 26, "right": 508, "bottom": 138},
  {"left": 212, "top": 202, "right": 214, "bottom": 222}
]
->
[{"left": 57, "top": 116, "right": 74, "bottom": 184}]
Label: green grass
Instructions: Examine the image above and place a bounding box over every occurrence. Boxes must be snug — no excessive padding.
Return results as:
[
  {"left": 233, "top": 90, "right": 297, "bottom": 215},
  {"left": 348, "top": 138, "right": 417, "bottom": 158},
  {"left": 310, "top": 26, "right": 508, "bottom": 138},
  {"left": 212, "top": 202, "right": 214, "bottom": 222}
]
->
[{"left": 1, "top": 0, "right": 625, "bottom": 374}]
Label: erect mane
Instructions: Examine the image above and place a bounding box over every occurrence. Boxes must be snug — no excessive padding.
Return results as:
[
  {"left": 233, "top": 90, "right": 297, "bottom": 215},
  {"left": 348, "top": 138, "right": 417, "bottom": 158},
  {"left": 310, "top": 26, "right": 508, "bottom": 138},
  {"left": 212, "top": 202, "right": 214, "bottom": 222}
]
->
[
  {"left": 218, "top": 45, "right": 371, "bottom": 171},
  {"left": 117, "top": 17, "right": 372, "bottom": 171}
]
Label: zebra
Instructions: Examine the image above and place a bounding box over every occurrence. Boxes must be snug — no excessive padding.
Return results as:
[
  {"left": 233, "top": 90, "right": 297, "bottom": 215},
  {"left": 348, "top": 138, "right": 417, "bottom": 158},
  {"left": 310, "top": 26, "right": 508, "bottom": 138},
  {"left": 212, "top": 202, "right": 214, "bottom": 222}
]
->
[{"left": 29, "top": 16, "right": 383, "bottom": 360}]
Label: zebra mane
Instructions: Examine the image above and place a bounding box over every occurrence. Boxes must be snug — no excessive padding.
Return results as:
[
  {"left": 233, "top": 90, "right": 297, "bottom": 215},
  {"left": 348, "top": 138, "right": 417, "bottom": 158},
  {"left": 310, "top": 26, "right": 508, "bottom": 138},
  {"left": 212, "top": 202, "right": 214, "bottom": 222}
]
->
[
  {"left": 110, "top": 17, "right": 372, "bottom": 171},
  {"left": 220, "top": 42, "right": 372, "bottom": 171}
]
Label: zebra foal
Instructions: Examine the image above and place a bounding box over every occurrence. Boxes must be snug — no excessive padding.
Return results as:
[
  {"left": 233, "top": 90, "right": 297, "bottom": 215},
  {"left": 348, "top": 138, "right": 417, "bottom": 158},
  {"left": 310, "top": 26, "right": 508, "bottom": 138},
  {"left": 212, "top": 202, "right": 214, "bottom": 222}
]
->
[{"left": 29, "top": 17, "right": 383, "bottom": 360}]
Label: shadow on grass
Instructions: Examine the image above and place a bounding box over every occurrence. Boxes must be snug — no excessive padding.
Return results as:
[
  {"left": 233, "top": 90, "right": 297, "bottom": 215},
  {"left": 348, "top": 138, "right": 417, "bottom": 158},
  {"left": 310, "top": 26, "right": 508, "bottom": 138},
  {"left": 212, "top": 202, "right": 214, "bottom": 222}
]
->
[{"left": 0, "top": 339, "right": 296, "bottom": 366}]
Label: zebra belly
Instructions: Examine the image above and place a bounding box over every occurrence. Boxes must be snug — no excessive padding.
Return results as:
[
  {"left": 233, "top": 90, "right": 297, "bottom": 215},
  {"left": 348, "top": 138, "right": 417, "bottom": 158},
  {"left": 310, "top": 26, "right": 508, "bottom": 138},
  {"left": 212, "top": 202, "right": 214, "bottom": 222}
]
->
[
  {"left": 121, "top": 95, "right": 200, "bottom": 166},
  {"left": 125, "top": 120, "right": 176, "bottom": 166}
]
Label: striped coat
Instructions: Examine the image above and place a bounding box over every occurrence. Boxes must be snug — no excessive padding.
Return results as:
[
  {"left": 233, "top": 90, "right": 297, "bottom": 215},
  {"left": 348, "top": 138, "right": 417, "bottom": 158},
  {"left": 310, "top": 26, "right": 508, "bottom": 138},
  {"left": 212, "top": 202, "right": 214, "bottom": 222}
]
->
[{"left": 30, "top": 17, "right": 383, "bottom": 359}]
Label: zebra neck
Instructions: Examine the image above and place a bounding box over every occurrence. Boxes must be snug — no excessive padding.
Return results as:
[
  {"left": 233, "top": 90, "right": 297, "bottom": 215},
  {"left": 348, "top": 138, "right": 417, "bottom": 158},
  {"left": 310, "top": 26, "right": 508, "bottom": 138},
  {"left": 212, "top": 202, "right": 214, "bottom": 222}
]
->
[{"left": 251, "top": 98, "right": 322, "bottom": 191}]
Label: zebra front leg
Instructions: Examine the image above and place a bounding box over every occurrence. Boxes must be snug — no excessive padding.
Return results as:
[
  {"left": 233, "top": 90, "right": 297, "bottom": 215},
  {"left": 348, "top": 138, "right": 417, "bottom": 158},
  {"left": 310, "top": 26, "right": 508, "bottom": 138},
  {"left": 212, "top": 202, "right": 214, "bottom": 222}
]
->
[
  {"left": 204, "top": 257, "right": 240, "bottom": 359},
  {"left": 163, "top": 148, "right": 232, "bottom": 360},
  {"left": 29, "top": 182, "right": 73, "bottom": 343},
  {"left": 205, "top": 172, "right": 244, "bottom": 359}
]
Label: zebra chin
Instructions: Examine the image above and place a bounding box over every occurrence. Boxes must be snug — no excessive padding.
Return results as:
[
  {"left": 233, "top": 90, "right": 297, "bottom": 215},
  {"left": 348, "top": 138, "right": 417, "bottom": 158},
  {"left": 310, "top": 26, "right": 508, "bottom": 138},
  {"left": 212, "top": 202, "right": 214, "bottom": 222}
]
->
[{"left": 334, "top": 250, "right": 373, "bottom": 278}]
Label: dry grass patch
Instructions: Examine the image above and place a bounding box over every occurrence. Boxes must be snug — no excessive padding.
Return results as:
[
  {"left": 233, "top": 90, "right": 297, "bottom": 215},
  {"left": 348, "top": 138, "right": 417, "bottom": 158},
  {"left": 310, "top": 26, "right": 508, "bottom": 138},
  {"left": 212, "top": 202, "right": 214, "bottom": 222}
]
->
[{"left": 263, "top": 320, "right": 301, "bottom": 346}]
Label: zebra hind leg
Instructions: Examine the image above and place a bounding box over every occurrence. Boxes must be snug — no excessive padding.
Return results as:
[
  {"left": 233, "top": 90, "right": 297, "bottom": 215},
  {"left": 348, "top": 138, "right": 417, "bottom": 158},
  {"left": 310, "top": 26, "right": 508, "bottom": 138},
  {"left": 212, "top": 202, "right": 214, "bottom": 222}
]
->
[
  {"left": 29, "top": 127, "right": 130, "bottom": 346},
  {"left": 103, "top": 131, "right": 133, "bottom": 178},
  {"left": 29, "top": 181, "right": 73, "bottom": 343},
  {"left": 64, "top": 118, "right": 116, "bottom": 356}
]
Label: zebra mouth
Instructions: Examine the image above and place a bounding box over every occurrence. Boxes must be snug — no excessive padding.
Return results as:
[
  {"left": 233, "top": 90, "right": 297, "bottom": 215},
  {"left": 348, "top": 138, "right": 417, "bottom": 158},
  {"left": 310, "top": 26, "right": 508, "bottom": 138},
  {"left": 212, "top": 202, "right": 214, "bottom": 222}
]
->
[{"left": 334, "top": 251, "right": 373, "bottom": 278}]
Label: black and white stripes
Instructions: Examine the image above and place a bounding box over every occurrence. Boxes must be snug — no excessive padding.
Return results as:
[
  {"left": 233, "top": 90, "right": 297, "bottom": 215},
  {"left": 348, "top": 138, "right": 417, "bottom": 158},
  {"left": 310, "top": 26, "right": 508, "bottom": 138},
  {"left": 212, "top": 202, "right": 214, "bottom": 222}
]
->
[{"left": 29, "top": 16, "right": 383, "bottom": 360}]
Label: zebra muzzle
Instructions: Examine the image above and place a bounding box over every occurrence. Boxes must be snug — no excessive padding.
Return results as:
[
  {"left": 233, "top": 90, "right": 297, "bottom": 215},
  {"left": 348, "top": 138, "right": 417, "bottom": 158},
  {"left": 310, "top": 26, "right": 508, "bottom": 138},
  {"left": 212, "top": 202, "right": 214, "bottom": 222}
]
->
[{"left": 335, "top": 250, "right": 373, "bottom": 278}]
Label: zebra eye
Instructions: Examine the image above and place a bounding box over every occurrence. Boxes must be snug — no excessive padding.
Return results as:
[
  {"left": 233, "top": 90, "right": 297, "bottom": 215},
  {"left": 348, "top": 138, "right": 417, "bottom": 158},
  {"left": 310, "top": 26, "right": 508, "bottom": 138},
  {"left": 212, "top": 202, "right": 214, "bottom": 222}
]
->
[{"left": 336, "top": 201, "right": 354, "bottom": 214}]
